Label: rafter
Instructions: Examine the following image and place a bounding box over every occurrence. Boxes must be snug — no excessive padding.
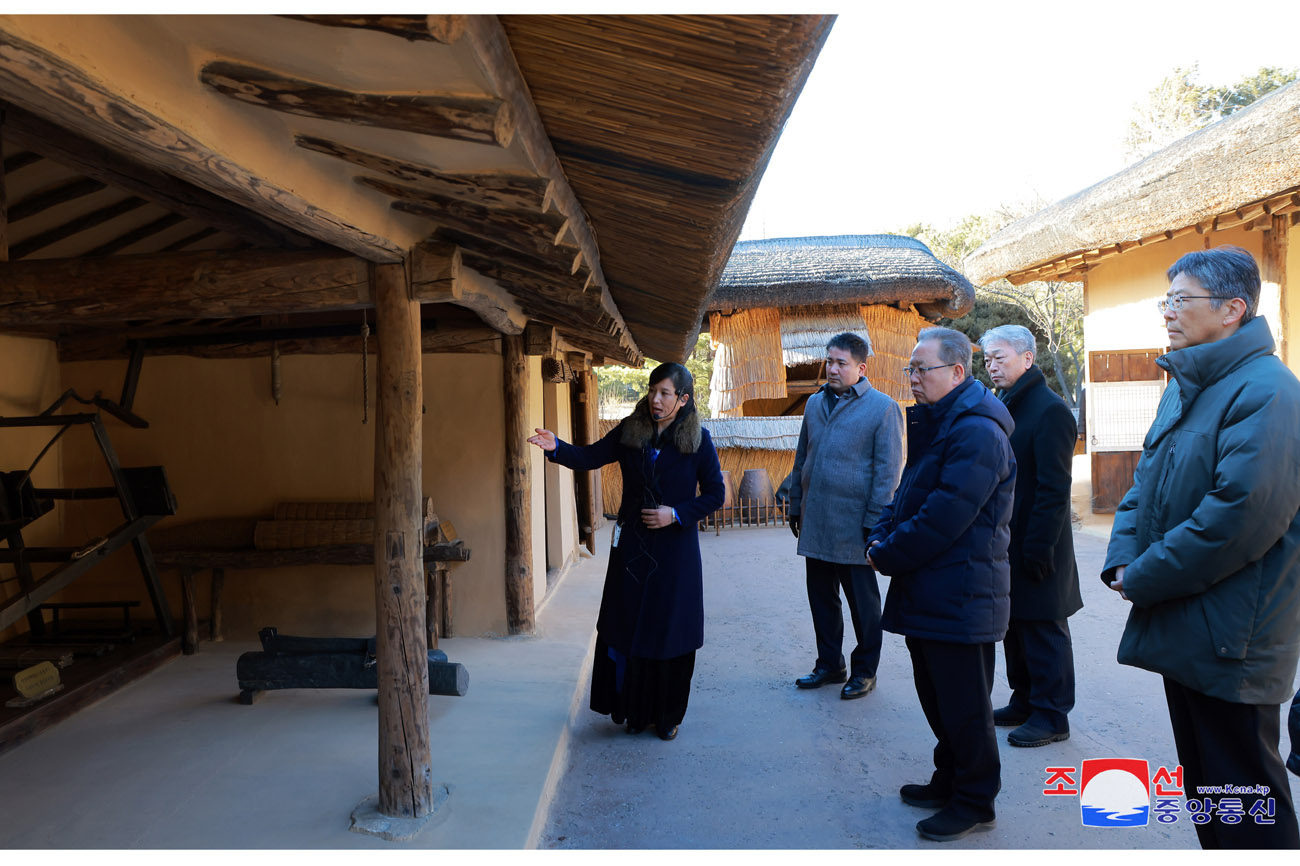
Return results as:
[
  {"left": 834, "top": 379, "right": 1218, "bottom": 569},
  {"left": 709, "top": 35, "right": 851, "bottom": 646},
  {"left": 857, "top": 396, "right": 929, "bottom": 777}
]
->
[{"left": 200, "top": 60, "right": 514, "bottom": 148}]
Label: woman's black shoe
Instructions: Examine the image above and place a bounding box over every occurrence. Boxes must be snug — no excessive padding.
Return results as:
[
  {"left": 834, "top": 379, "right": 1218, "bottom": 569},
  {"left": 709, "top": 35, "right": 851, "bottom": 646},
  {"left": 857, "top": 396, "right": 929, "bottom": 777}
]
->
[{"left": 657, "top": 725, "right": 678, "bottom": 741}]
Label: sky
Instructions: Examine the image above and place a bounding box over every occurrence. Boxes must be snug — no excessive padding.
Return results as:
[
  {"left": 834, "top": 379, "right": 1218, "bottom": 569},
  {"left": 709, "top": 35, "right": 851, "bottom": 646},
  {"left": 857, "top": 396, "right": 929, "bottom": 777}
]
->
[{"left": 738, "top": 0, "right": 1300, "bottom": 241}]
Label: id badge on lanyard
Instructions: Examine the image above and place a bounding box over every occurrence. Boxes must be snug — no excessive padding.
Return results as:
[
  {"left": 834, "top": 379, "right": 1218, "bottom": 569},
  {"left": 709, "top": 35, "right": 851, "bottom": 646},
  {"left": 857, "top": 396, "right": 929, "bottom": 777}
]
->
[{"left": 612, "top": 523, "right": 622, "bottom": 548}]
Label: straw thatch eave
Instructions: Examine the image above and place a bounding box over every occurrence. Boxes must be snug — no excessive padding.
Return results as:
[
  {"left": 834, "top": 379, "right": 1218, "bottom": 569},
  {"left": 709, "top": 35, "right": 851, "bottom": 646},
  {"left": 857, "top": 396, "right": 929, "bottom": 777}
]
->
[
  {"left": 965, "top": 81, "right": 1300, "bottom": 287},
  {"left": 504, "top": 15, "right": 835, "bottom": 363},
  {"left": 708, "top": 234, "right": 976, "bottom": 319},
  {"left": 703, "top": 416, "right": 802, "bottom": 451}
]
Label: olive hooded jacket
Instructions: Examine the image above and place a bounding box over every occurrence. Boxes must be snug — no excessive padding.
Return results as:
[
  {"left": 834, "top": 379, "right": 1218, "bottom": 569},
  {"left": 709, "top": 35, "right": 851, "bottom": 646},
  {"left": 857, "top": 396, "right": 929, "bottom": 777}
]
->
[{"left": 1102, "top": 317, "right": 1300, "bottom": 705}]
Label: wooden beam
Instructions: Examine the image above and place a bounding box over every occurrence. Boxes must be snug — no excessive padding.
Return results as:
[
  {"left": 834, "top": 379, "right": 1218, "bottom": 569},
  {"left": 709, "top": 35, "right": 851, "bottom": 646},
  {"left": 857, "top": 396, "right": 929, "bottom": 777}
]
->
[
  {"left": 2, "top": 149, "right": 41, "bottom": 176},
  {"left": 280, "top": 14, "right": 466, "bottom": 44},
  {"left": 0, "top": 107, "right": 310, "bottom": 254},
  {"left": 200, "top": 60, "right": 514, "bottom": 148},
  {"left": 502, "top": 332, "right": 534, "bottom": 634},
  {"left": 523, "top": 321, "right": 556, "bottom": 356},
  {"left": 408, "top": 240, "right": 526, "bottom": 335},
  {"left": 296, "top": 135, "right": 550, "bottom": 212},
  {"left": 8, "top": 177, "right": 107, "bottom": 223},
  {"left": 160, "top": 226, "right": 220, "bottom": 252},
  {"left": 0, "top": 249, "right": 370, "bottom": 325},
  {"left": 371, "top": 261, "right": 433, "bottom": 818},
  {"left": 8, "top": 195, "right": 147, "bottom": 260},
  {"left": 87, "top": 213, "right": 186, "bottom": 257},
  {"left": 0, "top": 36, "right": 402, "bottom": 262},
  {"left": 57, "top": 323, "right": 502, "bottom": 361}
]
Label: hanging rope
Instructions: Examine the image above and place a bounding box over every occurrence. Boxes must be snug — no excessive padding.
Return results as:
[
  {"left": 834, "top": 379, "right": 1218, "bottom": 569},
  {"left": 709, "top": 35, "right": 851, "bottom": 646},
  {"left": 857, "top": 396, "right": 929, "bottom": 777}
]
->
[
  {"left": 271, "top": 342, "right": 282, "bottom": 406},
  {"left": 361, "top": 312, "right": 370, "bottom": 424}
]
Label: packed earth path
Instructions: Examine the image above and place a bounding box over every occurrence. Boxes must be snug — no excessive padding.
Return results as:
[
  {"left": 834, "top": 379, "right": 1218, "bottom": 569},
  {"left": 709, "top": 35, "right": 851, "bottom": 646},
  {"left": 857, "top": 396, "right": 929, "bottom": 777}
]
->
[{"left": 538, "top": 525, "right": 1300, "bottom": 849}]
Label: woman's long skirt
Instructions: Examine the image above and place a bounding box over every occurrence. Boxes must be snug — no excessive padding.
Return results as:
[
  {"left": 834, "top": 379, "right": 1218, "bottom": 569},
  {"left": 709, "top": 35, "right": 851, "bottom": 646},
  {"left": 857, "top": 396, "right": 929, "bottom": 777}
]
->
[{"left": 589, "top": 634, "right": 695, "bottom": 732}]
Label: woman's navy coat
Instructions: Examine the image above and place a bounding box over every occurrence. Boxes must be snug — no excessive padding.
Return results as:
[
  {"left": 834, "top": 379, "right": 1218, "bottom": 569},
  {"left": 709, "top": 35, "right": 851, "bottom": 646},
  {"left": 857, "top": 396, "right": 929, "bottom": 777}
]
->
[
  {"left": 869, "top": 377, "right": 1016, "bottom": 643},
  {"left": 548, "top": 408, "right": 725, "bottom": 659}
]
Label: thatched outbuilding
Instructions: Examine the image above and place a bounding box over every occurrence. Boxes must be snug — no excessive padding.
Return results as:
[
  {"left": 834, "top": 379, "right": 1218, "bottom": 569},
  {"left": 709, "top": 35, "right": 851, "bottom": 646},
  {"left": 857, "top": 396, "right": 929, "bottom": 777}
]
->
[
  {"left": 964, "top": 81, "right": 1300, "bottom": 512},
  {"left": 706, "top": 234, "right": 976, "bottom": 416}
]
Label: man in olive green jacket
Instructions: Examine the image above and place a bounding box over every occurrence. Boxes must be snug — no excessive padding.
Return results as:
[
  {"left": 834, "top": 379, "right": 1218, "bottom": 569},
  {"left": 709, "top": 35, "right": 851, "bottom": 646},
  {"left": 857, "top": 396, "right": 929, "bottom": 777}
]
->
[{"left": 1103, "top": 246, "right": 1300, "bottom": 849}]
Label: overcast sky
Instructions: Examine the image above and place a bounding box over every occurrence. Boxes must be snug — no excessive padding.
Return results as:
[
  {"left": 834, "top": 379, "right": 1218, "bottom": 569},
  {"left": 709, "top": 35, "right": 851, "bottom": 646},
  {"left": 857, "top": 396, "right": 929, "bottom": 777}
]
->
[{"left": 739, "top": 1, "right": 1300, "bottom": 241}]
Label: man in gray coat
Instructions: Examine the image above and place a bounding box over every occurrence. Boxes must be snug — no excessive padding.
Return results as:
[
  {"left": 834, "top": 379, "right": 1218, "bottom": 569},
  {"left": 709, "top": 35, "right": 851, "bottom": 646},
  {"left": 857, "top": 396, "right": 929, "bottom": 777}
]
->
[
  {"left": 789, "top": 332, "right": 904, "bottom": 699},
  {"left": 1104, "top": 246, "right": 1300, "bottom": 849}
]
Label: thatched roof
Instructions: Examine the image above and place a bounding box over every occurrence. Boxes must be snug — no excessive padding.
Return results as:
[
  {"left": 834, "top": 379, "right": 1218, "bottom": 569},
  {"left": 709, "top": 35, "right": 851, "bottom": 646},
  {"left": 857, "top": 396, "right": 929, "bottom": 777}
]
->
[
  {"left": 965, "top": 81, "right": 1300, "bottom": 286},
  {"left": 708, "top": 234, "right": 976, "bottom": 319},
  {"left": 504, "top": 15, "right": 835, "bottom": 363},
  {"left": 704, "top": 416, "right": 802, "bottom": 451}
]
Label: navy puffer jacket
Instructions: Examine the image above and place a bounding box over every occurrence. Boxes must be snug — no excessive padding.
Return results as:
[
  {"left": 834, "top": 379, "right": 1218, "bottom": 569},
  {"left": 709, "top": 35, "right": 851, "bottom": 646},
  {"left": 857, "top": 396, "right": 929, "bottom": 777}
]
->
[{"left": 869, "top": 376, "right": 1016, "bottom": 643}]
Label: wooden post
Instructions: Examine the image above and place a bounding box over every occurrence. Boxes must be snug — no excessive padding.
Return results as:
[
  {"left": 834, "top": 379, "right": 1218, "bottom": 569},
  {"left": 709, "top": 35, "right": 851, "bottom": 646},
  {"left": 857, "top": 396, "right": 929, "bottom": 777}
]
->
[
  {"left": 371, "top": 262, "right": 433, "bottom": 819},
  {"left": 578, "top": 368, "right": 601, "bottom": 553},
  {"left": 180, "top": 567, "right": 198, "bottom": 655},
  {"left": 503, "top": 333, "right": 535, "bottom": 634},
  {"left": 1, "top": 110, "right": 8, "bottom": 261},
  {"left": 210, "top": 568, "right": 225, "bottom": 642},
  {"left": 1263, "top": 214, "right": 1289, "bottom": 365}
]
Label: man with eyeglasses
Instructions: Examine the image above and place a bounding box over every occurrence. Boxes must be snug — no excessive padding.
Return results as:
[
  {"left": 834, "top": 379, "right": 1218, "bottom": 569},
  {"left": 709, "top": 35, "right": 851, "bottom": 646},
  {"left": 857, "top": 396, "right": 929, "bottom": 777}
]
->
[
  {"left": 788, "top": 332, "right": 904, "bottom": 701},
  {"left": 1103, "top": 245, "right": 1300, "bottom": 848},
  {"left": 866, "top": 326, "right": 1015, "bottom": 842}
]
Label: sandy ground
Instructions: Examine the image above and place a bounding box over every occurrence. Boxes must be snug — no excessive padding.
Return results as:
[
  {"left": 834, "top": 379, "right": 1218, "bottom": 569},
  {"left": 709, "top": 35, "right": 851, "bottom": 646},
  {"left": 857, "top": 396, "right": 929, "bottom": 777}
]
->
[{"left": 537, "top": 524, "right": 1300, "bottom": 850}]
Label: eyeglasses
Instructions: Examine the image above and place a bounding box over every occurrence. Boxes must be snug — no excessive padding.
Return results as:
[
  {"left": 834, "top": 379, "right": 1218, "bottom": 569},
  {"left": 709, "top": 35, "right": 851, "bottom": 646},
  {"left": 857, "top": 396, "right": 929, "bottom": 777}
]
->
[
  {"left": 1156, "top": 295, "right": 1216, "bottom": 314},
  {"left": 903, "top": 363, "right": 956, "bottom": 377}
]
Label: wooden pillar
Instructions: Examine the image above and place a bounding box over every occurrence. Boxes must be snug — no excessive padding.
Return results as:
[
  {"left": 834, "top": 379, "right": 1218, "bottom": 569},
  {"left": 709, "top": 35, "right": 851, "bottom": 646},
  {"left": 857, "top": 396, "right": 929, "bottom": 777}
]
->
[
  {"left": 503, "top": 333, "right": 534, "bottom": 634},
  {"left": 1, "top": 110, "right": 8, "bottom": 261},
  {"left": 577, "top": 369, "right": 601, "bottom": 553},
  {"left": 1263, "top": 214, "right": 1289, "bottom": 365},
  {"left": 371, "top": 262, "right": 433, "bottom": 819}
]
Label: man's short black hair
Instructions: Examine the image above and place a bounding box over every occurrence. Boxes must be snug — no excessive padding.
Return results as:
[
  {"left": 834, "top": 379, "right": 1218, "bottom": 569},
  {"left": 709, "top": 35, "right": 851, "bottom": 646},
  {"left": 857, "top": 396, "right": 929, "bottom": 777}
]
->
[
  {"left": 826, "top": 332, "right": 870, "bottom": 365},
  {"left": 1167, "top": 245, "right": 1261, "bottom": 324}
]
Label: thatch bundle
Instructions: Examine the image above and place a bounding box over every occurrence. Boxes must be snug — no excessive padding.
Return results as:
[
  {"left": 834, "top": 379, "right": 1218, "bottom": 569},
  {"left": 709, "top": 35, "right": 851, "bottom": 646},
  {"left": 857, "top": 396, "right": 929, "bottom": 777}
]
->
[
  {"left": 780, "top": 304, "right": 873, "bottom": 365},
  {"left": 965, "top": 81, "right": 1300, "bottom": 286},
  {"left": 708, "top": 307, "right": 787, "bottom": 417},
  {"left": 704, "top": 416, "right": 801, "bottom": 451},
  {"left": 861, "top": 304, "right": 927, "bottom": 405}
]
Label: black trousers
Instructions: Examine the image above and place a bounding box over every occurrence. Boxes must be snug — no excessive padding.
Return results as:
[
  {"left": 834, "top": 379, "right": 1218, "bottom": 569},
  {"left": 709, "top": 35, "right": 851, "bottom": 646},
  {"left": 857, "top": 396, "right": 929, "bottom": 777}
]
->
[
  {"left": 1003, "top": 618, "right": 1075, "bottom": 732},
  {"left": 905, "top": 636, "right": 1000, "bottom": 821},
  {"left": 804, "top": 558, "right": 882, "bottom": 678},
  {"left": 1163, "top": 678, "right": 1300, "bottom": 849}
]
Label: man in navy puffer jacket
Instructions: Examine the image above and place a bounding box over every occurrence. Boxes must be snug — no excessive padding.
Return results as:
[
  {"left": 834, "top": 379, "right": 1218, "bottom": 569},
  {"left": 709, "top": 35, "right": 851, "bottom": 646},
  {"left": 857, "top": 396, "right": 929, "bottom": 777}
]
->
[{"left": 868, "top": 326, "right": 1015, "bottom": 843}]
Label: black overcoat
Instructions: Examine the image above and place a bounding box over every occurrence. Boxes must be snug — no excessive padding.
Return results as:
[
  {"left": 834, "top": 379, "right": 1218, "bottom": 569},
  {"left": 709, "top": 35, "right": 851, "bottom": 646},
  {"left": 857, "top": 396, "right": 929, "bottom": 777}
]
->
[
  {"left": 548, "top": 405, "right": 725, "bottom": 660},
  {"left": 1000, "top": 365, "right": 1083, "bottom": 621}
]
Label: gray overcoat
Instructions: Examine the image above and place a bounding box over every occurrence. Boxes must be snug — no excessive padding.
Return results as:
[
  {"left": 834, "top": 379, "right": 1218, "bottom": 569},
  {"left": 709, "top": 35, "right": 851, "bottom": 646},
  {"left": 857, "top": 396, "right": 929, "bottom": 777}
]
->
[{"left": 788, "top": 377, "right": 904, "bottom": 565}]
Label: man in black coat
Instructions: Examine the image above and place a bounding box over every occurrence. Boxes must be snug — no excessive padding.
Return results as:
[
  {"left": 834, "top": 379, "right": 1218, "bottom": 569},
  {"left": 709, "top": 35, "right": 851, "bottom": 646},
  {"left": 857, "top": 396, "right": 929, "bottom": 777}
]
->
[
  {"left": 980, "top": 325, "right": 1082, "bottom": 748},
  {"left": 867, "top": 327, "right": 1015, "bottom": 843}
]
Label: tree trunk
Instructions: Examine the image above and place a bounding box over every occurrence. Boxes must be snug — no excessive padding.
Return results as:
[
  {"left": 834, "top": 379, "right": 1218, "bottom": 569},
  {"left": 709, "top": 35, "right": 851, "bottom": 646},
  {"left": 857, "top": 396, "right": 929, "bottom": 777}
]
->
[{"left": 371, "top": 262, "right": 433, "bottom": 818}]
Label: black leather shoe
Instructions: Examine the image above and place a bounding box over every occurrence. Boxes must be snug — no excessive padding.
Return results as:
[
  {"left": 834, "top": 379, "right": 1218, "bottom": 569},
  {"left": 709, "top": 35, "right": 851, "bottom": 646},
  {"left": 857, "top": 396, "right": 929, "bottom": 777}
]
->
[
  {"left": 917, "top": 808, "right": 996, "bottom": 842},
  {"left": 1007, "top": 721, "right": 1069, "bottom": 747},
  {"left": 657, "top": 725, "right": 678, "bottom": 741},
  {"left": 992, "top": 704, "right": 1030, "bottom": 727},
  {"left": 900, "top": 781, "right": 950, "bottom": 809},
  {"left": 840, "top": 675, "right": 876, "bottom": 700},
  {"left": 796, "top": 667, "right": 847, "bottom": 689}
]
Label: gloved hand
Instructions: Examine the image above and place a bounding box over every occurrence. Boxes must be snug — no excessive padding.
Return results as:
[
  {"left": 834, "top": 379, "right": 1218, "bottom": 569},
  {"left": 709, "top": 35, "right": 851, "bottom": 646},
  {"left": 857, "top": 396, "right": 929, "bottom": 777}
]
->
[
  {"left": 789, "top": 514, "right": 801, "bottom": 538},
  {"left": 1025, "top": 557, "right": 1051, "bottom": 582}
]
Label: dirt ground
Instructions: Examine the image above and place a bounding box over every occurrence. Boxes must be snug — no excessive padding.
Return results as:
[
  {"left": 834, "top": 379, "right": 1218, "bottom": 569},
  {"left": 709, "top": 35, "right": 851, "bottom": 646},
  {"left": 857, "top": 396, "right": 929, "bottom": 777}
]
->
[{"left": 537, "top": 525, "right": 1300, "bottom": 850}]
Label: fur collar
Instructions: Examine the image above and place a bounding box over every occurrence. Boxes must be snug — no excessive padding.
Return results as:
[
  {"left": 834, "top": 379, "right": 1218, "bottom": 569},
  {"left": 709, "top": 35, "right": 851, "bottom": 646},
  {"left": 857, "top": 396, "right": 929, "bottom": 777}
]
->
[{"left": 620, "top": 397, "right": 702, "bottom": 454}]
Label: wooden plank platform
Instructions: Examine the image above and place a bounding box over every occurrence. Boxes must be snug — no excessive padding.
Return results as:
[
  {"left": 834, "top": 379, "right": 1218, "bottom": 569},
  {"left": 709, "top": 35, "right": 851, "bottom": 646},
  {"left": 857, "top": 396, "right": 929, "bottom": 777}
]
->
[{"left": 0, "top": 633, "right": 181, "bottom": 757}]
